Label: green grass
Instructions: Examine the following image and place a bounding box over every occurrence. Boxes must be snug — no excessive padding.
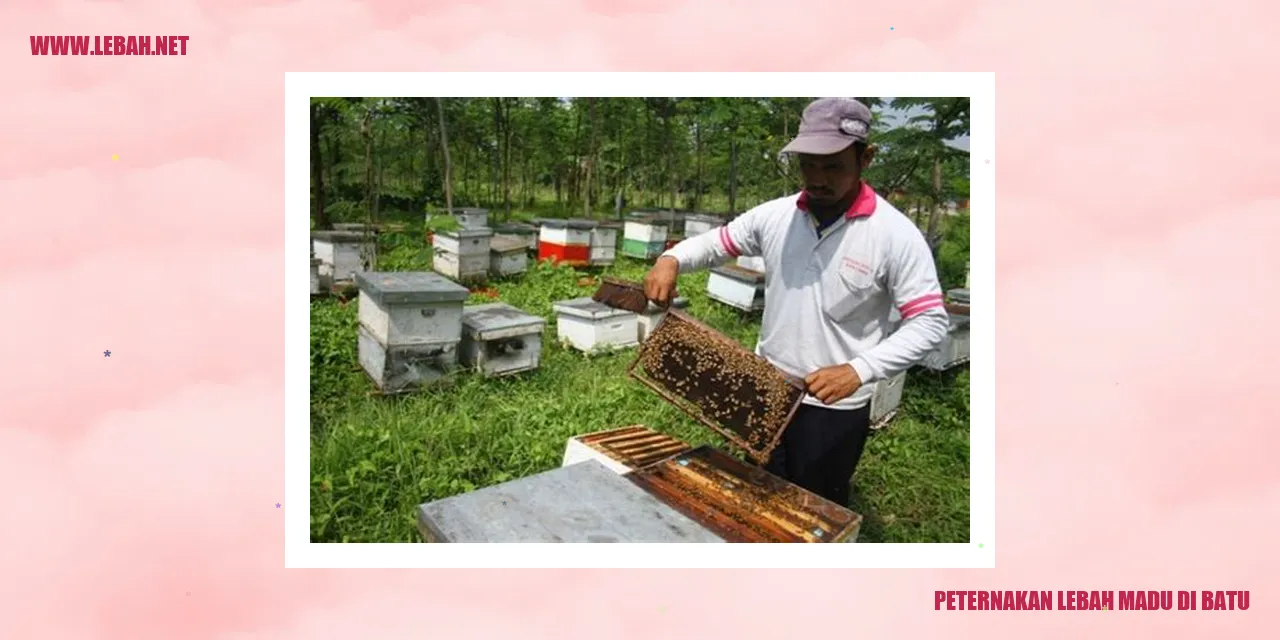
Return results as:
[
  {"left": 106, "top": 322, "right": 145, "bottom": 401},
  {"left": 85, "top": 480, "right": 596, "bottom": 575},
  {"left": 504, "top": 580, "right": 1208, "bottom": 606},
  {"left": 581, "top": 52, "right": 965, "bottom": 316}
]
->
[{"left": 310, "top": 223, "right": 970, "bottom": 543}]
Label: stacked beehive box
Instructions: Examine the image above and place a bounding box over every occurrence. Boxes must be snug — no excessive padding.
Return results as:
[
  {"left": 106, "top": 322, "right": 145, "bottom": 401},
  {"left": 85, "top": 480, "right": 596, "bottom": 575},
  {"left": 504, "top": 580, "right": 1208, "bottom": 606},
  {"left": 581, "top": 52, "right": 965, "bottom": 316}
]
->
[
  {"left": 311, "top": 230, "right": 374, "bottom": 288},
  {"left": 493, "top": 222, "right": 538, "bottom": 253},
  {"left": 682, "top": 213, "right": 722, "bottom": 238},
  {"left": 707, "top": 264, "right": 766, "bottom": 312},
  {"left": 622, "top": 216, "right": 669, "bottom": 260},
  {"left": 453, "top": 207, "right": 489, "bottom": 230},
  {"left": 589, "top": 221, "right": 620, "bottom": 267},
  {"left": 537, "top": 219, "right": 595, "bottom": 267},
  {"left": 433, "top": 227, "right": 494, "bottom": 283},
  {"left": 354, "top": 272, "right": 470, "bottom": 393},
  {"left": 488, "top": 235, "right": 529, "bottom": 277},
  {"left": 459, "top": 302, "right": 545, "bottom": 377},
  {"left": 552, "top": 296, "right": 639, "bottom": 353}
]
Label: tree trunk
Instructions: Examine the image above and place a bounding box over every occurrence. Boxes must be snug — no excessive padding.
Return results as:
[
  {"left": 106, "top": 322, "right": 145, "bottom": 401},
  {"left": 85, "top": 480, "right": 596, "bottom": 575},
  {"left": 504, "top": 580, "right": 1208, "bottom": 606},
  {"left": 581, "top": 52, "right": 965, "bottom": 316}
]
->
[
  {"left": 729, "top": 136, "right": 738, "bottom": 214},
  {"left": 694, "top": 118, "right": 703, "bottom": 212},
  {"left": 310, "top": 103, "right": 329, "bottom": 230},
  {"left": 583, "top": 97, "right": 598, "bottom": 219},
  {"left": 436, "top": 98, "right": 455, "bottom": 218},
  {"left": 926, "top": 155, "right": 944, "bottom": 254},
  {"left": 666, "top": 104, "right": 676, "bottom": 211}
]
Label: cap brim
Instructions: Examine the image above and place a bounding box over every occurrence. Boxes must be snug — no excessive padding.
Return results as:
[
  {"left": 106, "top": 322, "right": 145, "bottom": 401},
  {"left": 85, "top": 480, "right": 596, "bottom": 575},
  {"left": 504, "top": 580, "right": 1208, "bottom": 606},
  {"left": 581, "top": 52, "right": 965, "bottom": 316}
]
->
[{"left": 780, "top": 134, "right": 856, "bottom": 156}]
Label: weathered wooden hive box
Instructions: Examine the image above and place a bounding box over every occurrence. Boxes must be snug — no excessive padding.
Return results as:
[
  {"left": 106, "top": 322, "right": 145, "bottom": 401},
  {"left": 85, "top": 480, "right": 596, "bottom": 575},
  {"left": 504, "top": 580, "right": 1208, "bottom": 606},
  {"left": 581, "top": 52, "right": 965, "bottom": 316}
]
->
[
  {"left": 589, "top": 221, "right": 620, "bottom": 267},
  {"left": 493, "top": 222, "right": 538, "bottom": 252},
  {"left": 921, "top": 306, "right": 970, "bottom": 371},
  {"left": 629, "top": 310, "right": 805, "bottom": 464},
  {"left": 354, "top": 271, "right": 470, "bottom": 393},
  {"left": 417, "top": 459, "right": 724, "bottom": 543},
  {"left": 488, "top": 235, "right": 529, "bottom": 277},
  {"left": 627, "top": 445, "right": 862, "bottom": 542},
  {"left": 946, "top": 288, "right": 970, "bottom": 316},
  {"left": 311, "top": 230, "right": 374, "bottom": 286},
  {"left": 682, "top": 213, "right": 722, "bottom": 238},
  {"left": 310, "top": 258, "right": 323, "bottom": 296},
  {"left": 636, "top": 296, "right": 689, "bottom": 343},
  {"left": 707, "top": 264, "right": 766, "bottom": 312},
  {"left": 433, "top": 227, "right": 493, "bottom": 282},
  {"left": 622, "top": 217, "right": 669, "bottom": 259},
  {"left": 537, "top": 219, "right": 595, "bottom": 267},
  {"left": 869, "top": 370, "right": 907, "bottom": 429},
  {"left": 453, "top": 207, "right": 489, "bottom": 230},
  {"left": 561, "top": 425, "right": 692, "bottom": 475},
  {"left": 459, "top": 302, "right": 545, "bottom": 377},
  {"left": 552, "top": 296, "right": 639, "bottom": 353}
]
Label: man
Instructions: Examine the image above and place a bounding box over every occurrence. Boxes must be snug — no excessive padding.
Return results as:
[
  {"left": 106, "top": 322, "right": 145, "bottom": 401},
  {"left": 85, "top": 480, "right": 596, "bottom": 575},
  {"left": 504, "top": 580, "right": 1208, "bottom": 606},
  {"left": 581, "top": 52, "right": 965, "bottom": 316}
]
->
[{"left": 642, "top": 97, "right": 949, "bottom": 506}]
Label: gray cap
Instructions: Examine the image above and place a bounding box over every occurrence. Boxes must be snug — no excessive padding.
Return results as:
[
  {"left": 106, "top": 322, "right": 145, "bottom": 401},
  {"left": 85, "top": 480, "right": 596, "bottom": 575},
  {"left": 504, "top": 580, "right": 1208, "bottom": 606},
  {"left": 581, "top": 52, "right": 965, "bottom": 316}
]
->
[{"left": 780, "top": 98, "right": 872, "bottom": 156}]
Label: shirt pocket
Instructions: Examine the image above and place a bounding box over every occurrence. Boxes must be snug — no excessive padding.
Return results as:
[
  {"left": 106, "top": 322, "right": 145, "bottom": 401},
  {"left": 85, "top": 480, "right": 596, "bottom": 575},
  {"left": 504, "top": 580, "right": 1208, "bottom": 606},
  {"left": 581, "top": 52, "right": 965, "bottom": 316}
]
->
[{"left": 821, "top": 255, "right": 880, "bottom": 322}]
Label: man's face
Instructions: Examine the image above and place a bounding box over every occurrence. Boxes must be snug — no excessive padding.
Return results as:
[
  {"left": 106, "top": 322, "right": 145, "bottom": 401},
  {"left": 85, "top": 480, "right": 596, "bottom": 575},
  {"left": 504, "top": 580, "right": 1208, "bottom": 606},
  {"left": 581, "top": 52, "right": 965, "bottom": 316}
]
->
[{"left": 797, "top": 145, "right": 868, "bottom": 208}]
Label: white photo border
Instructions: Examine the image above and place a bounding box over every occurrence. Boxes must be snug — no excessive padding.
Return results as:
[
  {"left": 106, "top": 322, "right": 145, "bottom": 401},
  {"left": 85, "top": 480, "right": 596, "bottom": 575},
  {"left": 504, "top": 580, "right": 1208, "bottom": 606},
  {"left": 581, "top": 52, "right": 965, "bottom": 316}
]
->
[{"left": 285, "top": 71, "right": 995, "bottom": 569}]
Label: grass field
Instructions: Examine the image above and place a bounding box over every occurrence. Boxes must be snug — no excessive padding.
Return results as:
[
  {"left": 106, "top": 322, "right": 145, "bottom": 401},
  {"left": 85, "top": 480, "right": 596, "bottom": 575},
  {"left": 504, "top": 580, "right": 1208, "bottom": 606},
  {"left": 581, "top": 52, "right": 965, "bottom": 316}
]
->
[{"left": 309, "top": 217, "right": 970, "bottom": 543}]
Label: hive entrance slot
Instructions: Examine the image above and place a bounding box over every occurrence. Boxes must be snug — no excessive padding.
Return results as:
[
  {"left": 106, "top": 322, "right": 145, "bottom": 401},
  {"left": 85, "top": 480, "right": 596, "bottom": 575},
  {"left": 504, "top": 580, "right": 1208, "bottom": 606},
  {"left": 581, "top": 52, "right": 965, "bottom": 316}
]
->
[{"left": 627, "top": 310, "right": 804, "bottom": 464}]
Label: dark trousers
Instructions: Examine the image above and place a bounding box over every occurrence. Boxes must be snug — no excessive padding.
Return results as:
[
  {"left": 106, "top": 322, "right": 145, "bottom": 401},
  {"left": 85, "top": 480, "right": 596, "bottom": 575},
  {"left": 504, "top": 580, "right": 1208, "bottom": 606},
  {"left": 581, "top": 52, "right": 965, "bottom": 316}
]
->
[{"left": 764, "top": 403, "right": 872, "bottom": 507}]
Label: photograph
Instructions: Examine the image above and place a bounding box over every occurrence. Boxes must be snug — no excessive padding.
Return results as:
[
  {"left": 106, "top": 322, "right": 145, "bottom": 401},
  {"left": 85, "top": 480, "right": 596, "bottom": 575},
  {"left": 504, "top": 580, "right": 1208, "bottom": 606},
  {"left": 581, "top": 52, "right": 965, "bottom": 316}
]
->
[{"left": 288, "top": 73, "right": 989, "bottom": 566}]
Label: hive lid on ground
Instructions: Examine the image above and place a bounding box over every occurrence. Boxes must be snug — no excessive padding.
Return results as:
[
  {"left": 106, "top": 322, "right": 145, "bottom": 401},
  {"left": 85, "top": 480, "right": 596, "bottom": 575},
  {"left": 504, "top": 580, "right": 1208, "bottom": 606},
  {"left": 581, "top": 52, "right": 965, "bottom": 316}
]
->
[
  {"left": 711, "top": 264, "right": 765, "bottom": 284},
  {"left": 462, "top": 302, "right": 545, "bottom": 336},
  {"left": 439, "top": 227, "right": 494, "bottom": 239},
  {"left": 417, "top": 459, "right": 723, "bottom": 543},
  {"left": 626, "top": 445, "right": 862, "bottom": 543},
  {"left": 311, "top": 230, "right": 368, "bottom": 243},
  {"left": 553, "top": 296, "right": 636, "bottom": 321},
  {"left": 627, "top": 309, "right": 805, "bottom": 464},
  {"left": 641, "top": 296, "right": 689, "bottom": 314},
  {"left": 354, "top": 271, "right": 470, "bottom": 305},
  {"left": 489, "top": 235, "right": 527, "bottom": 254}
]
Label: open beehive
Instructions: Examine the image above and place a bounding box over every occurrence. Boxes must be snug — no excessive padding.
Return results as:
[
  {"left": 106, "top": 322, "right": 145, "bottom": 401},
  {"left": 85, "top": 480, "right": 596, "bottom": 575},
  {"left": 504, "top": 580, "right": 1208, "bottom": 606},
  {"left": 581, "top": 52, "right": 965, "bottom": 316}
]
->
[
  {"left": 561, "top": 425, "right": 692, "bottom": 475},
  {"left": 626, "top": 445, "right": 862, "bottom": 542},
  {"left": 627, "top": 309, "right": 805, "bottom": 464}
]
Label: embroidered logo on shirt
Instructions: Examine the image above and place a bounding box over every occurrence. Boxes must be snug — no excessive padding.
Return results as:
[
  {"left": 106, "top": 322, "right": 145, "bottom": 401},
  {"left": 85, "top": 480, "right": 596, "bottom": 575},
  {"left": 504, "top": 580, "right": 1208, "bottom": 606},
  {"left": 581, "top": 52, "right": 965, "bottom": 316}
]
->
[{"left": 841, "top": 256, "right": 873, "bottom": 275}]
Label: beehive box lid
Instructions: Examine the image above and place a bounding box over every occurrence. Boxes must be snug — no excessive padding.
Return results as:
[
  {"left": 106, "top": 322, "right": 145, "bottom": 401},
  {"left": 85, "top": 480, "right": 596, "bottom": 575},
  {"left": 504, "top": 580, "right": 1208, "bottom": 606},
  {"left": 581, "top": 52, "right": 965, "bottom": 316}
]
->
[
  {"left": 553, "top": 296, "right": 636, "bottom": 320},
  {"left": 494, "top": 222, "right": 537, "bottom": 233},
  {"left": 354, "top": 271, "right": 470, "bottom": 305},
  {"left": 454, "top": 207, "right": 489, "bottom": 215},
  {"left": 627, "top": 445, "right": 862, "bottom": 542},
  {"left": 628, "top": 310, "right": 805, "bottom": 464},
  {"left": 439, "top": 227, "right": 494, "bottom": 239},
  {"left": 311, "top": 230, "right": 368, "bottom": 243},
  {"left": 417, "top": 459, "right": 723, "bottom": 543},
  {"left": 539, "top": 218, "right": 596, "bottom": 230},
  {"left": 626, "top": 215, "right": 669, "bottom": 227},
  {"left": 711, "top": 264, "right": 765, "bottom": 284},
  {"left": 947, "top": 288, "right": 970, "bottom": 304},
  {"left": 489, "top": 235, "right": 527, "bottom": 254},
  {"left": 641, "top": 296, "right": 689, "bottom": 314},
  {"left": 595, "top": 220, "right": 623, "bottom": 229},
  {"left": 462, "top": 302, "right": 545, "bottom": 336}
]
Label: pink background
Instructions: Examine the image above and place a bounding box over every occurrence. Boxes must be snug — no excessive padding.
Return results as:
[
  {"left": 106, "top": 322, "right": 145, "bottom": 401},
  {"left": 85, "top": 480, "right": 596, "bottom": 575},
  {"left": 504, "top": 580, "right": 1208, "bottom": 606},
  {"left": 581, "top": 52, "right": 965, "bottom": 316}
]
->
[{"left": 3, "top": 0, "right": 1277, "bottom": 637}]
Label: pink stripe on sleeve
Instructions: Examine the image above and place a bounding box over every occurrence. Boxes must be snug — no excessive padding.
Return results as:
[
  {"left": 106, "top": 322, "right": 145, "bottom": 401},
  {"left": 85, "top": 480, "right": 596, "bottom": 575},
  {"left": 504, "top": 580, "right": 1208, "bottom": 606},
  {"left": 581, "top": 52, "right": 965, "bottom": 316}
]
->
[
  {"left": 899, "top": 293, "right": 943, "bottom": 318},
  {"left": 719, "top": 226, "right": 741, "bottom": 257}
]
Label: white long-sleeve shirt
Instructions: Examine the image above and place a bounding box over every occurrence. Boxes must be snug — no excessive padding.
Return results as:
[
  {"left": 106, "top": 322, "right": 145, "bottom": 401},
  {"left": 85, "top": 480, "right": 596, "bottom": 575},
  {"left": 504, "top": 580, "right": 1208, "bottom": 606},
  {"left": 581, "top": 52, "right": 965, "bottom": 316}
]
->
[{"left": 662, "top": 182, "right": 950, "bottom": 410}]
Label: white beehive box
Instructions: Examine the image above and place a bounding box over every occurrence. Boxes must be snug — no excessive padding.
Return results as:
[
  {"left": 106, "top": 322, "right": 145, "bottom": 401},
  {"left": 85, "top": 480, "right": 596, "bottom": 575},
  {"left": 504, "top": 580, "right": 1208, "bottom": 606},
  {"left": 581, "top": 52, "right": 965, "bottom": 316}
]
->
[
  {"left": 310, "top": 258, "right": 322, "bottom": 295},
  {"left": 312, "top": 230, "right": 374, "bottom": 285},
  {"left": 624, "top": 219, "right": 669, "bottom": 244},
  {"left": 459, "top": 302, "right": 546, "bottom": 377},
  {"left": 869, "top": 371, "right": 907, "bottom": 429},
  {"left": 538, "top": 219, "right": 594, "bottom": 246},
  {"left": 683, "top": 213, "right": 722, "bottom": 238},
  {"left": 433, "top": 250, "right": 489, "bottom": 283},
  {"left": 737, "top": 255, "right": 767, "bottom": 273},
  {"left": 433, "top": 227, "right": 493, "bottom": 258},
  {"left": 454, "top": 207, "right": 489, "bottom": 230},
  {"left": 488, "top": 235, "right": 529, "bottom": 277},
  {"left": 494, "top": 222, "right": 539, "bottom": 252},
  {"left": 707, "top": 265, "right": 765, "bottom": 312},
  {"left": 354, "top": 272, "right": 471, "bottom": 392},
  {"left": 589, "top": 222, "right": 620, "bottom": 266},
  {"left": 553, "top": 297, "right": 639, "bottom": 353},
  {"left": 922, "top": 312, "right": 971, "bottom": 371},
  {"left": 636, "top": 296, "right": 689, "bottom": 343}
]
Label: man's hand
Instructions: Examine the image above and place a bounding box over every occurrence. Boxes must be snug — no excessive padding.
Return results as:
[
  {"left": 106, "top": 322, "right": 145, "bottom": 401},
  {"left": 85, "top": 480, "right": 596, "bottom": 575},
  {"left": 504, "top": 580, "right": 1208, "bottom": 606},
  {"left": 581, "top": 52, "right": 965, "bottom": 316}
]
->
[
  {"left": 805, "top": 364, "right": 863, "bottom": 405},
  {"left": 643, "top": 255, "right": 680, "bottom": 307}
]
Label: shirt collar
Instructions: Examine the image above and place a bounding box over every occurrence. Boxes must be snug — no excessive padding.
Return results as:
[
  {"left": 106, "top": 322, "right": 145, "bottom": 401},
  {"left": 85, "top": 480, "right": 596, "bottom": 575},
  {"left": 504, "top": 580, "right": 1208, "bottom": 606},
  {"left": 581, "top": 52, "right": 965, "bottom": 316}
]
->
[{"left": 795, "top": 181, "right": 878, "bottom": 219}]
